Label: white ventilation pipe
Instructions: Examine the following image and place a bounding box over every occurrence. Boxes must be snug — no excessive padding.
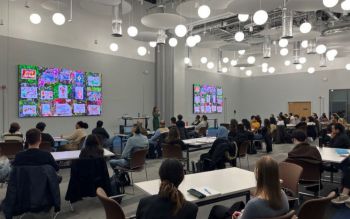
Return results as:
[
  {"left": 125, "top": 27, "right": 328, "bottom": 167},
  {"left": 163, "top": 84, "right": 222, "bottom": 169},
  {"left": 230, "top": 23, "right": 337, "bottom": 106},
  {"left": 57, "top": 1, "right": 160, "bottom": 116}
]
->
[
  {"left": 281, "top": 0, "right": 293, "bottom": 39},
  {"left": 293, "top": 41, "right": 301, "bottom": 64},
  {"left": 112, "top": 2, "right": 123, "bottom": 37},
  {"left": 263, "top": 36, "right": 272, "bottom": 58}
]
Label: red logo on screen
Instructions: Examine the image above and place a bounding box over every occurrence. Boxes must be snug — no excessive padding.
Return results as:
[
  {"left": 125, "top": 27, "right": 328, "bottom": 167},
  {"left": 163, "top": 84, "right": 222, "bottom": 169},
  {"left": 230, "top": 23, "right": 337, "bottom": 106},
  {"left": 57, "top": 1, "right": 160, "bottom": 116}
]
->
[{"left": 21, "top": 69, "right": 37, "bottom": 80}]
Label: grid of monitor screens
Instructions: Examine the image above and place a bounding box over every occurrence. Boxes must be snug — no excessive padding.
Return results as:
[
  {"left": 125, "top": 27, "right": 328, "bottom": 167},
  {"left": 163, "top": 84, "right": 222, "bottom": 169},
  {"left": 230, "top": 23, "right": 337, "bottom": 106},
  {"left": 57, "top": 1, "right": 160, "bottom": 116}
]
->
[
  {"left": 18, "top": 64, "right": 102, "bottom": 117},
  {"left": 193, "top": 84, "right": 223, "bottom": 114}
]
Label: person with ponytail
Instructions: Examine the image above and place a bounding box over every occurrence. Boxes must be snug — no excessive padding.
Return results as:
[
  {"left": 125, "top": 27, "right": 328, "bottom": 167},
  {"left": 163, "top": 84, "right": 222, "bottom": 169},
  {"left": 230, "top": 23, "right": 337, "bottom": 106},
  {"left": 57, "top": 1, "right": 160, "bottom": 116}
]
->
[
  {"left": 60, "top": 121, "right": 88, "bottom": 151},
  {"left": 136, "top": 159, "right": 198, "bottom": 219}
]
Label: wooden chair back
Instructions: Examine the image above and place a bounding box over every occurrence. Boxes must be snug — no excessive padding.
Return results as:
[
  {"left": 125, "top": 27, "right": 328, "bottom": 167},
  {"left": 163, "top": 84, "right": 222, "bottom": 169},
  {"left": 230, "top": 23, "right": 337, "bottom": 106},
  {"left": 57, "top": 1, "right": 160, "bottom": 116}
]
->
[
  {"left": 162, "top": 144, "right": 183, "bottom": 160},
  {"left": 96, "top": 187, "right": 126, "bottom": 219},
  {"left": 0, "top": 142, "right": 23, "bottom": 159}
]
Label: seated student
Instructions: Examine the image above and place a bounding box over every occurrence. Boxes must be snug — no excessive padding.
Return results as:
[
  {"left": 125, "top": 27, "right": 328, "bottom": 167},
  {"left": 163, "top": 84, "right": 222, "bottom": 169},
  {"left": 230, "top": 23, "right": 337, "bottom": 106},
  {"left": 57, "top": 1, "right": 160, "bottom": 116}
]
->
[
  {"left": 294, "top": 114, "right": 301, "bottom": 124},
  {"left": 92, "top": 120, "right": 110, "bottom": 144},
  {"left": 208, "top": 156, "right": 289, "bottom": 219},
  {"left": 233, "top": 124, "right": 254, "bottom": 146},
  {"left": 228, "top": 119, "right": 238, "bottom": 141},
  {"left": 176, "top": 114, "right": 185, "bottom": 128},
  {"left": 79, "top": 134, "right": 104, "bottom": 159},
  {"left": 195, "top": 115, "right": 208, "bottom": 133},
  {"left": 36, "top": 122, "right": 55, "bottom": 148},
  {"left": 241, "top": 119, "right": 251, "bottom": 131},
  {"left": 2, "top": 122, "right": 23, "bottom": 142},
  {"left": 169, "top": 117, "right": 177, "bottom": 128},
  {"left": 320, "top": 113, "right": 329, "bottom": 122},
  {"left": 164, "top": 127, "right": 186, "bottom": 150},
  {"left": 261, "top": 119, "right": 273, "bottom": 153},
  {"left": 250, "top": 116, "right": 260, "bottom": 131},
  {"left": 276, "top": 116, "right": 285, "bottom": 126},
  {"left": 60, "top": 121, "right": 88, "bottom": 151},
  {"left": 330, "top": 123, "right": 350, "bottom": 149},
  {"left": 269, "top": 114, "right": 277, "bottom": 125},
  {"left": 149, "top": 120, "right": 169, "bottom": 158},
  {"left": 287, "top": 130, "right": 322, "bottom": 165},
  {"left": 192, "top": 115, "right": 201, "bottom": 126},
  {"left": 13, "top": 128, "right": 59, "bottom": 172},
  {"left": 109, "top": 124, "right": 149, "bottom": 168},
  {"left": 332, "top": 152, "right": 350, "bottom": 204},
  {"left": 295, "top": 117, "right": 307, "bottom": 132},
  {"left": 136, "top": 159, "right": 198, "bottom": 219}
]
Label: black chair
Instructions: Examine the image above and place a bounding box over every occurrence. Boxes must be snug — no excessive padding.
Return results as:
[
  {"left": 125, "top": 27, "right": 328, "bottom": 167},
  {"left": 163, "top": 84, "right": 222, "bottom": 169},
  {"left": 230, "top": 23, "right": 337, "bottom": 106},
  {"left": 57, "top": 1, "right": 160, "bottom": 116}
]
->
[{"left": 0, "top": 141, "right": 23, "bottom": 159}]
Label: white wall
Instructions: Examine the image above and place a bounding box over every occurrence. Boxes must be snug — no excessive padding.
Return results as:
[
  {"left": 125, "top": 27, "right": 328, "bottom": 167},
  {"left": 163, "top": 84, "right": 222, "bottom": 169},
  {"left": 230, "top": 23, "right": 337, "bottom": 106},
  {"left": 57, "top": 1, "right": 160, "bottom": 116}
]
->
[{"left": 0, "top": 36, "right": 155, "bottom": 136}]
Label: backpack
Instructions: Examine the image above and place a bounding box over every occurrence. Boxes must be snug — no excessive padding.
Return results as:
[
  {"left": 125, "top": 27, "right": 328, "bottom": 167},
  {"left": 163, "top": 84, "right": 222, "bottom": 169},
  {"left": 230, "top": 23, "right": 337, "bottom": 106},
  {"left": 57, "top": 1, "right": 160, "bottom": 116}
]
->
[{"left": 110, "top": 175, "right": 123, "bottom": 203}]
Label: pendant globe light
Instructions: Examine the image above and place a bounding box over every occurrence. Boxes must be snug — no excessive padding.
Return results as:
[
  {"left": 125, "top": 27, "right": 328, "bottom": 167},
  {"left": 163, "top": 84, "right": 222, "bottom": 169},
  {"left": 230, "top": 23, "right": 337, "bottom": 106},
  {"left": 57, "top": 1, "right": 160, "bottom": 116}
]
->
[
  {"left": 198, "top": 5, "right": 211, "bottom": 19},
  {"left": 308, "top": 67, "right": 315, "bottom": 74},
  {"left": 342, "top": 0, "right": 350, "bottom": 10},
  {"left": 175, "top": 25, "right": 187, "bottom": 38},
  {"left": 201, "top": 57, "right": 208, "bottom": 64},
  {"left": 52, "top": 12, "right": 65, "bottom": 25},
  {"left": 109, "top": 43, "right": 119, "bottom": 52},
  {"left": 168, "top": 38, "right": 178, "bottom": 47},
  {"left": 137, "top": 46, "right": 147, "bottom": 56},
  {"left": 149, "top": 41, "right": 157, "bottom": 48},
  {"left": 127, "top": 26, "right": 138, "bottom": 37},
  {"left": 238, "top": 14, "right": 249, "bottom": 22},
  {"left": 253, "top": 10, "right": 268, "bottom": 25},
  {"left": 300, "top": 21, "right": 312, "bottom": 34},
  {"left": 235, "top": 31, "right": 244, "bottom": 42},
  {"left": 30, "top": 13, "right": 41, "bottom": 24},
  {"left": 323, "top": 0, "right": 338, "bottom": 8},
  {"left": 279, "top": 38, "right": 289, "bottom": 48}
]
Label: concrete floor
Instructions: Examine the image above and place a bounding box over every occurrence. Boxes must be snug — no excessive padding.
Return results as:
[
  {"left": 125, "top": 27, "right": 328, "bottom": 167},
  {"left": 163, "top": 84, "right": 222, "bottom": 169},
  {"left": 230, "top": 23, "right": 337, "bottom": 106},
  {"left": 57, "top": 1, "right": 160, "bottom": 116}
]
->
[{"left": 0, "top": 143, "right": 342, "bottom": 219}]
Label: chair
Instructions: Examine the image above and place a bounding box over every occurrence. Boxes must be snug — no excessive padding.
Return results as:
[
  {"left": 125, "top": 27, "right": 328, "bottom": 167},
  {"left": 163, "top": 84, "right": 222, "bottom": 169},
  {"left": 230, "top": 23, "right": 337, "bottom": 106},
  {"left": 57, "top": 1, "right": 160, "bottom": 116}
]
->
[
  {"left": 162, "top": 144, "right": 184, "bottom": 160},
  {"left": 78, "top": 137, "right": 86, "bottom": 149},
  {"left": 40, "top": 141, "right": 53, "bottom": 152},
  {"left": 259, "top": 210, "right": 296, "bottom": 219},
  {"left": 0, "top": 141, "right": 23, "bottom": 159},
  {"left": 225, "top": 141, "right": 238, "bottom": 167},
  {"left": 198, "top": 127, "right": 207, "bottom": 137},
  {"left": 237, "top": 140, "right": 250, "bottom": 169},
  {"left": 115, "top": 148, "right": 148, "bottom": 193},
  {"left": 296, "top": 192, "right": 336, "bottom": 219},
  {"left": 279, "top": 162, "right": 303, "bottom": 205},
  {"left": 96, "top": 187, "right": 135, "bottom": 219}
]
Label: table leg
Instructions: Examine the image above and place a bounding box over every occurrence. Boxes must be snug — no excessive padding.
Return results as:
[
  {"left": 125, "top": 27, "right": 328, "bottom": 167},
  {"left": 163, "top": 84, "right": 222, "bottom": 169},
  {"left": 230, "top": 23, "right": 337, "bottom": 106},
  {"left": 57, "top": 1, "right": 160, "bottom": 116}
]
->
[{"left": 186, "top": 147, "right": 190, "bottom": 171}]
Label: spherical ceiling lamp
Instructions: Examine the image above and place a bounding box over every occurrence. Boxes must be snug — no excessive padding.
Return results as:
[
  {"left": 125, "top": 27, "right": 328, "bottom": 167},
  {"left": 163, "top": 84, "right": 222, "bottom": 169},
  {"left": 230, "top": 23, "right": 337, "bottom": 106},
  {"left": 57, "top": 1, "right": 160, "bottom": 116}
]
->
[
  {"left": 326, "top": 49, "right": 338, "bottom": 59},
  {"left": 30, "top": 13, "right": 41, "bottom": 24},
  {"left": 238, "top": 14, "right": 249, "bottom": 22},
  {"left": 200, "top": 57, "right": 208, "bottom": 64},
  {"left": 240, "top": 67, "right": 245, "bottom": 71},
  {"left": 253, "top": 10, "right": 268, "bottom": 25},
  {"left": 341, "top": 0, "right": 350, "bottom": 10},
  {"left": 198, "top": 5, "right": 211, "bottom": 19},
  {"left": 261, "top": 63, "right": 268, "bottom": 69},
  {"left": 230, "top": 60, "right": 237, "bottom": 66},
  {"left": 307, "top": 67, "right": 315, "bottom": 74},
  {"left": 296, "top": 64, "right": 303, "bottom": 70},
  {"left": 168, "top": 38, "right": 178, "bottom": 47},
  {"left": 234, "top": 31, "right": 245, "bottom": 42},
  {"left": 299, "top": 57, "right": 307, "bottom": 64},
  {"left": 262, "top": 68, "right": 268, "bottom": 73},
  {"left": 316, "top": 44, "right": 327, "bottom": 54},
  {"left": 301, "top": 40, "right": 308, "bottom": 48},
  {"left": 137, "top": 46, "right": 147, "bottom": 56},
  {"left": 223, "top": 57, "right": 229, "bottom": 63},
  {"left": 284, "top": 60, "right": 291, "bottom": 66},
  {"left": 323, "top": 0, "right": 339, "bottom": 8},
  {"left": 149, "top": 41, "right": 157, "bottom": 48},
  {"left": 280, "top": 48, "right": 289, "bottom": 56},
  {"left": 328, "top": 56, "right": 336, "bottom": 61},
  {"left": 247, "top": 56, "right": 256, "bottom": 64},
  {"left": 194, "top": 35, "right": 201, "bottom": 44},
  {"left": 127, "top": 26, "right": 138, "bottom": 37},
  {"left": 109, "top": 43, "right": 119, "bottom": 52},
  {"left": 207, "top": 61, "right": 214, "bottom": 69},
  {"left": 346, "top": 63, "right": 350, "bottom": 70},
  {"left": 52, "top": 12, "right": 65, "bottom": 25},
  {"left": 174, "top": 24, "right": 187, "bottom": 38},
  {"left": 268, "top": 66, "right": 275, "bottom": 74},
  {"left": 222, "top": 67, "right": 228, "bottom": 73},
  {"left": 245, "top": 70, "right": 252, "bottom": 76},
  {"left": 184, "top": 57, "right": 191, "bottom": 64},
  {"left": 186, "top": 36, "right": 197, "bottom": 47},
  {"left": 238, "top": 50, "right": 246, "bottom": 55},
  {"left": 300, "top": 22, "right": 312, "bottom": 34},
  {"left": 278, "top": 38, "right": 288, "bottom": 48}
]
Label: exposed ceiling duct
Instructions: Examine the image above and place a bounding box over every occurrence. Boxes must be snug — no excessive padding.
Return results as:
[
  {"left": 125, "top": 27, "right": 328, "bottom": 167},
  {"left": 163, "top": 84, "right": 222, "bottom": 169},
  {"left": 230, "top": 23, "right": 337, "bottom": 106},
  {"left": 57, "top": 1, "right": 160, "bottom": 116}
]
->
[
  {"left": 217, "top": 50, "right": 223, "bottom": 73},
  {"left": 306, "top": 39, "right": 316, "bottom": 54},
  {"left": 263, "top": 36, "right": 272, "bottom": 58},
  {"left": 322, "top": 24, "right": 350, "bottom": 36},
  {"left": 281, "top": 0, "right": 293, "bottom": 39},
  {"left": 320, "top": 54, "right": 327, "bottom": 67},
  {"left": 112, "top": 2, "right": 123, "bottom": 37},
  {"left": 156, "top": 29, "right": 167, "bottom": 44},
  {"left": 293, "top": 41, "right": 301, "bottom": 64}
]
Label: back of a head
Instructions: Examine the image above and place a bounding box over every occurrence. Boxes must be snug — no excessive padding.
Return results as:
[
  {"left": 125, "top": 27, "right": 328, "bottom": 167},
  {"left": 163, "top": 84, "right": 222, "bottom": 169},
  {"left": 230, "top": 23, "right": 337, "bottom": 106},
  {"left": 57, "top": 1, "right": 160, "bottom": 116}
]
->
[
  {"left": 77, "top": 121, "right": 89, "bottom": 129},
  {"left": 134, "top": 124, "right": 142, "bottom": 135},
  {"left": 171, "top": 117, "right": 177, "bottom": 124},
  {"left": 196, "top": 115, "right": 200, "bottom": 120},
  {"left": 36, "top": 122, "right": 46, "bottom": 132},
  {"left": 334, "top": 123, "right": 345, "bottom": 133},
  {"left": 167, "top": 127, "right": 180, "bottom": 141},
  {"left": 264, "top": 119, "right": 270, "bottom": 127},
  {"left": 202, "top": 115, "right": 207, "bottom": 121},
  {"left": 177, "top": 114, "right": 183, "bottom": 121},
  {"left": 26, "top": 128, "right": 41, "bottom": 146},
  {"left": 159, "top": 159, "right": 185, "bottom": 215},
  {"left": 291, "top": 130, "right": 307, "bottom": 142},
  {"left": 9, "top": 122, "right": 20, "bottom": 134},
  {"left": 217, "top": 126, "right": 228, "bottom": 139},
  {"left": 255, "top": 156, "right": 282, "bottom": 210},
  {"left": 237, "top": 124, "right": 244, "bottom": 132},
  {"left": 160, "top": 120, "right": 166, "bottom": 128},
  {"left": 96, "top": 120, "right": 103, "bottom": 128},
  {"left": 85, "top": 134, "right": 101, "bottom": 148},
  {"left": 81, "top": 134, "right": 103, "bottom": 158}
]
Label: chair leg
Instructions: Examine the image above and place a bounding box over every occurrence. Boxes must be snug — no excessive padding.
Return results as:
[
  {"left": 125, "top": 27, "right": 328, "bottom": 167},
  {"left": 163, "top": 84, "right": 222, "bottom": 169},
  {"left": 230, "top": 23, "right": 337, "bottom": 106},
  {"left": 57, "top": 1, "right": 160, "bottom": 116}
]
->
[
  {"left": 53, "top": 212, "right": 60, "bottom": 219},
  {"left": 246, "top": 156, "right": 250, "bottom": 170},
  {"left": 130, "top": 172, "right": 135, "bottom": 194},
  {"left": 69, "top": 202, "right": 74, "bottom": 212}
]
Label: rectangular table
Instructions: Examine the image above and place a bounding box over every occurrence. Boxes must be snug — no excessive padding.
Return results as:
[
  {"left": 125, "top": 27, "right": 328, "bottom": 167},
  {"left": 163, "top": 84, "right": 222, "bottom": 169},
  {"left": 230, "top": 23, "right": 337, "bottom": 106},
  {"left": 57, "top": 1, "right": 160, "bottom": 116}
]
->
[
  {"left": 136, "top": 167, "right": 256, "bottom": 206},
  {"left": 51, "top": 148, "right": 114, "bottom": 161},
  {"left": 183, "top": 137, "right": 217, "bottom": 171}
]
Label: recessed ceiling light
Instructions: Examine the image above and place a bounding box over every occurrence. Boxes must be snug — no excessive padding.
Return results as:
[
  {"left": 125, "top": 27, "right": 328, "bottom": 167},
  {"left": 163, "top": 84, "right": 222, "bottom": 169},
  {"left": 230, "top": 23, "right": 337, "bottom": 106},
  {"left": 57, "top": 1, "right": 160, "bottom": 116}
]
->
[
  {"left": 109, "top": 43, "right": 119, "bottom": 52},
  {"left": 284, "top": 60, "right": 291, "bottom": 66},
  {"left": 207, "top": 61, "right": 214, "bottom": 69},
  {"left": 30, "top": 13, "right": 41, "bottom": 24}
]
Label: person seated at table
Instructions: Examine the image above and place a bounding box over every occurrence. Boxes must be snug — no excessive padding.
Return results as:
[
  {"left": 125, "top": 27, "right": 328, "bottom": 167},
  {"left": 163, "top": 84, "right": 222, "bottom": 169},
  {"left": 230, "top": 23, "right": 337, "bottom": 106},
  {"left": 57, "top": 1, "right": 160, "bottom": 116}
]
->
[
  {"left": 136, "top": 159, "right": 198, "bottom": 219},
  {"left": 294, "top": 114, "right": 301, "bottom": 124},
  {"left": 320, "top": 113, "right": 329, "bottom": 122},
  {"left": 241, "top": 119, "right": 251, "bottom": 131},
  {"left": 261, "top": 119, "right": 273, "bottom": 153},
  {"left": 79, "top": 134, "right": 104, "bottom": 159},
  {"left": 276, "top": 116, "right": 285, "bottom": 126},
  {"left": 92, "top": 120, "right": 110, "bottom": 145},
  {"left": 287, "top": 130, "right": 322, "bottom": 165},
  {"left": 60, "top": 121, "right": 88, "bottom": 151},
  {"left": 176, "top": 114, "right": 185, "bottom": 129},
  {"left": 228, "top": 119, "right": 238, "bottom": 141},
  {"left": 232, "top": 124, "right": 254, "bottom": 147},
  {"left": 269, "top": 114, "right": 277, "bottom": 125},
  {"left": 169, "top": 117, "right": 177, "bottom": 128},
  {"left": 331, "top": 153, "right": 350, "bottom": 204},
  {"left": 13, "top": 128, "right": 59, "bottom": 172},
  {"left": 164, "top": 127, "right": 186, "bottom": 150},
  {"left": 295, "top": 117, "right": 307, "bottom": 132},
  {"left": 149, "top": 120, "right": 169, "bottom": 158},
  {"left": 2, "top": 122, "right": 23, "bottom": 142},
  {"left": 330, "top": 123, "right": 350, "bottom": 149},
  {"left": 250, "top": 116, "right": 260, "bottom": 131},
  {"left": 192, "top": 115, "right": 201, "bottom": 126},
  {"left": 36, "top": 122, "right": 55, "bottom": 148},
  {"left": 208, "top": 156, "right": 289, "bottom": 219},
  {"left": 109, "top": 124, "right": 149, "bottom": 168},
  {"left": 195, "top": 115, "right": 208, "bottom": 133}
]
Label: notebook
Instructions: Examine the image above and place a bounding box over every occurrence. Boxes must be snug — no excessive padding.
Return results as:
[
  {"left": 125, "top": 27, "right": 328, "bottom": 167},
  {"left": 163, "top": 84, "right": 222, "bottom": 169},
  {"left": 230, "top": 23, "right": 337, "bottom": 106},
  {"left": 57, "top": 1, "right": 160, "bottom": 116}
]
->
[{"left": 336, "top": 149, "right": 350, "bottom": 156}]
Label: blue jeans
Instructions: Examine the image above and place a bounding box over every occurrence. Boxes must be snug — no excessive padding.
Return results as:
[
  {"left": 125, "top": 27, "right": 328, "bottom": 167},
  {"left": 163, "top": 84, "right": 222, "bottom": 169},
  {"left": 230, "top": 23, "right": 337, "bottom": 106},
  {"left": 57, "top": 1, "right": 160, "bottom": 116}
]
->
[{"left": 109, "top": 159, "right": 129, "bottom": 169}]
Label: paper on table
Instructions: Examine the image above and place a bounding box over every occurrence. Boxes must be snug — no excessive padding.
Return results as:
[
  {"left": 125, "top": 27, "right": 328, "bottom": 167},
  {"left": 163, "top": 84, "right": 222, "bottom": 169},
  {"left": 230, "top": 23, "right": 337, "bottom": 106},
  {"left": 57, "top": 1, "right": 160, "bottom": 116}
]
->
[{"left": 191, "top": 187, "right": 221, "bottom": 197}]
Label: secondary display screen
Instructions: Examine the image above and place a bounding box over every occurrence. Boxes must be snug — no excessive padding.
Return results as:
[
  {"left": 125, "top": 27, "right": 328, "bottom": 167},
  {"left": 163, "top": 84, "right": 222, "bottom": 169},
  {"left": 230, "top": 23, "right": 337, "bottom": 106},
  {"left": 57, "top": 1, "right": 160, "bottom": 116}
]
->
[
  {"left": 18, "top": 64, "right": 102, "bottom": 117},
  {"left": 193, "top": 84, "right": 223, "bottom": 114}
]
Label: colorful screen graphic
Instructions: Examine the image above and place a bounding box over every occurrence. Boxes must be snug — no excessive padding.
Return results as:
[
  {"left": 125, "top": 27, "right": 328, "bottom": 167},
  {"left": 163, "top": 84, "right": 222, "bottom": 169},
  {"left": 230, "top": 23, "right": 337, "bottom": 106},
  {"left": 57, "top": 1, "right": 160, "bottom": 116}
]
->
[
  {"left": 18, "top": 64, "right": 102, "bottom": 117},
  {"left": 193, "top": 84, "right": 223, "bottom": 114}
]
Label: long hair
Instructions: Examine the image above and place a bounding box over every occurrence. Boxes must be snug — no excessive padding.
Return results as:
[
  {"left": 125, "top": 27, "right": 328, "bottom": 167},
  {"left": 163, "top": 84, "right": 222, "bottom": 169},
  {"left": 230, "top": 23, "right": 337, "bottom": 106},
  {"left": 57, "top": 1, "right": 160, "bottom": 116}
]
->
[
  {"left": 166, "top": 127, "right": 180, "bottom": 142},
  {"left": 158, "top": 159, "right": 185, "bottom": 215},
  {"left": 255, "top": 156, "right": 283, "bottom": 210},
  {"left": 80, "top": 134, "right": 103, "bottom": 158}
]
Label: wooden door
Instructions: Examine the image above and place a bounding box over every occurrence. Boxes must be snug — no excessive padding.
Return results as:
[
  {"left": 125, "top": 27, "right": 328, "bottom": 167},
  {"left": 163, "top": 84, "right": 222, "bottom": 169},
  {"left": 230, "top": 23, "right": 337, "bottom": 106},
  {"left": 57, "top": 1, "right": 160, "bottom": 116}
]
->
[{"left": 288, "top": 101, "right": 312, "bottom": 118}]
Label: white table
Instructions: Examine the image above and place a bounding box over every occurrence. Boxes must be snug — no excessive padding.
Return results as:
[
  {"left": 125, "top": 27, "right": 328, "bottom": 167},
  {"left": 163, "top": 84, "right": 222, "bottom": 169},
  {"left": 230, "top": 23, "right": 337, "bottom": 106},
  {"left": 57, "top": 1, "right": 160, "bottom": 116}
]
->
[
  {"left": 51, "top": 148, "right": 114, "bottom": 161},
  {"left": 183, "top": 137, "right": 217, "bottom": 171},
  {"left": 136, "top": 167, "right": 256, "bottom": 206}
]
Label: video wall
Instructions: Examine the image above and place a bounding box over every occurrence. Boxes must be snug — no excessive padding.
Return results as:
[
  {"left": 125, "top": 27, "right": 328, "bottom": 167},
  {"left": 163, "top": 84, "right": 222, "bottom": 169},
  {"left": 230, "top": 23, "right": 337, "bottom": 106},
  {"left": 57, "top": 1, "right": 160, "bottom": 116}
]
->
[
  {"left": 193, "top": 84, "right": 223, "bottom": 114},
  {"left": 18, "top": 64, "right": 102, "bottom": 117}
]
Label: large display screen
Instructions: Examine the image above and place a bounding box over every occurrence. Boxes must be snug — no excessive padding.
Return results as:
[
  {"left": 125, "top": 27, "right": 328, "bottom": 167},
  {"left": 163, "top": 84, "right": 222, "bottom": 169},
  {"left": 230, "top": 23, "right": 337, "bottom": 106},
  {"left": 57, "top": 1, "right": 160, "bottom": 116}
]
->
[
  {"left": 193, "top": 84, "right": 223, "bottom": 114},
  {"left": 18, "top": 64, "right": 102, "bottom": 117}
]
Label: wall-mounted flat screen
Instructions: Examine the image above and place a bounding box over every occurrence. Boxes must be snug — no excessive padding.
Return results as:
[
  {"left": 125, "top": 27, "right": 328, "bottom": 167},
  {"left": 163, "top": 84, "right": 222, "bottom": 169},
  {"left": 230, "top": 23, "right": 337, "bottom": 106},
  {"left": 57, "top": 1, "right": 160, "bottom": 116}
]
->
[
  {"left": 18, "top": 64, "right": 102, "bottom": 117},
  {"left": 193, "top": 84, "right": 223, "bottom": 114}
]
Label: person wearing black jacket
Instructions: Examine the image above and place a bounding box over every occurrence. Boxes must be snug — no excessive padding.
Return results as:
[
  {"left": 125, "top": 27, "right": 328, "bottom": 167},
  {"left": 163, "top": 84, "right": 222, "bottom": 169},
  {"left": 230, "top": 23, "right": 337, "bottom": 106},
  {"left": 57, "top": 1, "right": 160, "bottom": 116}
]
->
[
  {"left": 176, "top": 114, "right": 185, "bottom": 128},
  {"left": 36, "top": 122, "right": 55, "bottom": 148},
  {"left": 233, "top": 124, "right": 254, "bottom": 146},
  {"left": 330, "top": 123, "right": 350, "bottom": 149},
  {"left": 92, "top": 120, "right": 110, "bottom": 142}
]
